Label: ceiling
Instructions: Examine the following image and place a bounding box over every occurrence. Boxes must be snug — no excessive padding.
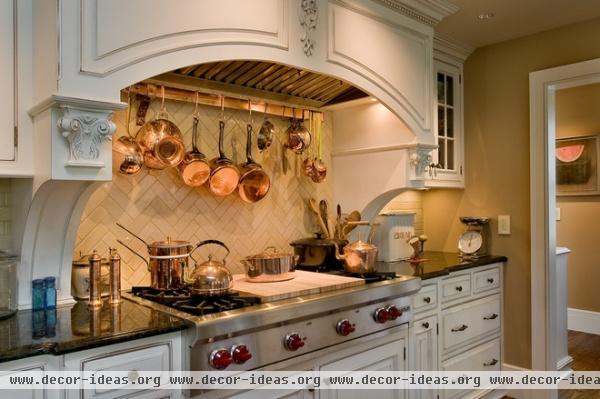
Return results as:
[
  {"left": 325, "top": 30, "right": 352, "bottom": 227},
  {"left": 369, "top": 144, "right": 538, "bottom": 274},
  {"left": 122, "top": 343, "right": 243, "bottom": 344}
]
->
[{"left": 436, "top": 0, "right": 600, "bottom": 49}]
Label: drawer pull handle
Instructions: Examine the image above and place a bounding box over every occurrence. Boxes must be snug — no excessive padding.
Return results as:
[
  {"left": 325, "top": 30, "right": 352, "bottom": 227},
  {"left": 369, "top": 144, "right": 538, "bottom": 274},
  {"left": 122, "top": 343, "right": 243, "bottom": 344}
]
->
[
  {"left": 455, "top": 286, "right": 463, "bottom": 292},
  {"left": 484, "top": 313, "right": 498, "bottom": 320},
  {"left": 487, "top": 278, "right": 495, "bottom": 284},
  {"left": 451, "top": 324, "right": 468, "bottom": 332},
  {"left": 421, "top": 322, "right": 430, "bottom": 329},
  {"left": 423, "top": 296, "right": 431, "bottom": 304},
  {"left": 483, "top": 359, "right": 498, "bottom": 367}
]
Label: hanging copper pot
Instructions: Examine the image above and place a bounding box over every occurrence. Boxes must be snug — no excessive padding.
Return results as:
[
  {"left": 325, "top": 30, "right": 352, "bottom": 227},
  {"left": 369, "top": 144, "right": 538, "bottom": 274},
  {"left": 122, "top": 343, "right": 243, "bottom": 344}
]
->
[{"left": 238, "top": 124, "right": 270, "bottom": 203}]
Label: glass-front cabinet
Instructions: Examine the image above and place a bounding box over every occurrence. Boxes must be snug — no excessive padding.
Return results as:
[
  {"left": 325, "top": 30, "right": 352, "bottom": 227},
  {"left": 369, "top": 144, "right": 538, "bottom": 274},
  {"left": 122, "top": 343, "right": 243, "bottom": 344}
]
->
[{"left": 427, "top": 58, "right": 464, "bottom": 188}]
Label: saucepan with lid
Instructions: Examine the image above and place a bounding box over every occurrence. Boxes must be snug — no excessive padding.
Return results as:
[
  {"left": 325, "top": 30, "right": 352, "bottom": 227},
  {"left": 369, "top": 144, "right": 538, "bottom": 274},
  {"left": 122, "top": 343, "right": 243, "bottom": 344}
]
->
[
  {"left": 116, "top": 223, "right": 194, "bottom": 290},
  {"left": 242, "top": 246, "right": 298, "bottom": 282}
]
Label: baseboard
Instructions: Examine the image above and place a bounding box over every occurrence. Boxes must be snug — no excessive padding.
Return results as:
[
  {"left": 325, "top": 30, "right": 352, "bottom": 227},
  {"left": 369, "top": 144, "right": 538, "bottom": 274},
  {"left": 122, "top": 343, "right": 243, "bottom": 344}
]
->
[
  {"left": 568, "top": 308, "right": 600, "bottom": 335},
  {"left": 502, "top": 363, "right": 533, "bottom": 399}
]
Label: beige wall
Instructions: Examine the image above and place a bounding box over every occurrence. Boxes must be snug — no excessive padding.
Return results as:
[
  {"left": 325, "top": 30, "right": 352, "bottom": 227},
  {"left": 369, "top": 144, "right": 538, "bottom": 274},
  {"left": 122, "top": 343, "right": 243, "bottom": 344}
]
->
[
  {"left": 556, "top": 83, "right": 600, "bottom": 312},
  {"left": 424, "top": 17, "right": 600, "bottom": 368}
]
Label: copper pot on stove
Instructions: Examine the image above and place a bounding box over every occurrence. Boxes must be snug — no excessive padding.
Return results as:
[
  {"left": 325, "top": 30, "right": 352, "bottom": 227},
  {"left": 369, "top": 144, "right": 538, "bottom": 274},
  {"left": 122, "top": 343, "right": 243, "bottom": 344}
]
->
[{"left": 116, "top": 223, "right": 195, "bottom": 290}]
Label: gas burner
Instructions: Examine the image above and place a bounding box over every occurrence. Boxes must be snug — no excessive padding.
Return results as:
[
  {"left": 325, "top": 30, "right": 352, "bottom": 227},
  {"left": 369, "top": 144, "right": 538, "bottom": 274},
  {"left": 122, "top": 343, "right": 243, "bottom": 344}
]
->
[
  {"left": 131, "top": 287, "right": 261, "bottom": 316},
  {"left": 293, "top": 266, "right": 397, "bottom": 283}
]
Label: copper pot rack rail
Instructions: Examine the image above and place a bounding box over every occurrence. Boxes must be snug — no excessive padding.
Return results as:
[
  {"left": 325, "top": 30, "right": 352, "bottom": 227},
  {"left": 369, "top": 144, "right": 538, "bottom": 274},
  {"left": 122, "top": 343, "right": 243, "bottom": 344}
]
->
[{"left": 125, "top": 83, "right": 321, "bottom": 120}]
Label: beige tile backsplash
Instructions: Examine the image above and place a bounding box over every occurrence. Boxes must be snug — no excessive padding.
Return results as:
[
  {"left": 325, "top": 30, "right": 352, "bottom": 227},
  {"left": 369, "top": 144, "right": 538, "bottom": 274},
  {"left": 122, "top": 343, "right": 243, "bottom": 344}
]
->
[{"left": 74, "top": 99, "right": 333, "bottom": 288}]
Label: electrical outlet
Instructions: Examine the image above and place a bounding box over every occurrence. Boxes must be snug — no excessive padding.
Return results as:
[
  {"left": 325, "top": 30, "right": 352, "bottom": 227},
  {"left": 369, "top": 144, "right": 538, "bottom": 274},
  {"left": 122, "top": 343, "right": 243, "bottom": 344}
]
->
[
  {"left": 498, "top": 215, "right": 511, "bottom": 235},
  {"left": 556, "top": 207, "right": 561, "bottom": 221}
]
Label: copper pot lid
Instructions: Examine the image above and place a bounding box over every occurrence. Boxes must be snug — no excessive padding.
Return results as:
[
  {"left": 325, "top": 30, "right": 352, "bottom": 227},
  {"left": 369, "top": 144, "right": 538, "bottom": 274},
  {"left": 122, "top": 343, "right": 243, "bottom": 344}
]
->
[
  {"left": 148, "top": 236, "right": 192, "bottom": 249},
  {"left": 245, "top": 246, "right": 294, "bottom": 260}
]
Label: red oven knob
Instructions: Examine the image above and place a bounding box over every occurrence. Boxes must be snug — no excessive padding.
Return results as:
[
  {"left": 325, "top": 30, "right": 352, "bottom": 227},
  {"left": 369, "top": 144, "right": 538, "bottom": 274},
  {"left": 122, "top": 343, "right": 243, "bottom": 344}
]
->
[
  {"left": 374, "top": 307, "right": 390, "bottom": 323},
  {"left": 386, "top": 305, "right": 402, "bottom": 320},
  {"left": 336, "top": 319, "right": 356, "bottom": 336},
  {"left": 231, "top": 345, "right": 252, "bottom": 364},
  {"left": 284, "top": 333, "right": 305, "bottom": 351},
  {"left": 209, "top": 348, "right": 232, "bottom": 370}
]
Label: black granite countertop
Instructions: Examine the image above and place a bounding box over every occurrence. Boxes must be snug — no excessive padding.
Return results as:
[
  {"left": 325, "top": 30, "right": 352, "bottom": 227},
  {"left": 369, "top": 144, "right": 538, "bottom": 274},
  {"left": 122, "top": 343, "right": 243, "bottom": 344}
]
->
[
  {"left": 0, "top": 298, "right": 191, "bottom": 363},
  {"left": 377, "top": 251, "right": 507, "bottom": 280}
]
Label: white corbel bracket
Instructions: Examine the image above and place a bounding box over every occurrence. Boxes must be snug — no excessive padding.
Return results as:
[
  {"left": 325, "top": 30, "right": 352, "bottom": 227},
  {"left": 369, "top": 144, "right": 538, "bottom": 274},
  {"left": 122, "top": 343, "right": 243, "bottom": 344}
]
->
[
  {"left": 28, "top": 95, "right": 127, "bottom": 182},
  {"left": 407, "top": 144, "right": 436, "bottom": 184},
  {"left": 57, "top": 106, "right": 117, "bottom": 167}
]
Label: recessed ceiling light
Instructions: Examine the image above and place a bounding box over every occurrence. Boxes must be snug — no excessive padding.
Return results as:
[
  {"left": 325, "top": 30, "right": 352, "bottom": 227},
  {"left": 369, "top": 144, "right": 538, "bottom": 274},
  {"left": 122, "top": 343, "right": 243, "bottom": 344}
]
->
[{"left": 477, "top": 12, "right": 495, "bottom": 20}]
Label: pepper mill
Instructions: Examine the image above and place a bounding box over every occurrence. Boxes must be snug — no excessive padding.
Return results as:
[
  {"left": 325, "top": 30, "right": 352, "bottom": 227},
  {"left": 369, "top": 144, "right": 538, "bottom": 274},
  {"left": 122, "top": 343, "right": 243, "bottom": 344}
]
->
[
  {"left": 87, "top": 250, "right": 104, "bottom": 309},
  {"left": 108, "top": 248, "right": 123, "bottom": 305}
]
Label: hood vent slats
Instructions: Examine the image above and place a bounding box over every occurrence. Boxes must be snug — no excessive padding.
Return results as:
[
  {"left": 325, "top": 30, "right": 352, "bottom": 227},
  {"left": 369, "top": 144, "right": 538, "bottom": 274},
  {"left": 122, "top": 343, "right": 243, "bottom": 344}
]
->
[{"left": 145, "top": 60, "right": 367, "bottom": 110}]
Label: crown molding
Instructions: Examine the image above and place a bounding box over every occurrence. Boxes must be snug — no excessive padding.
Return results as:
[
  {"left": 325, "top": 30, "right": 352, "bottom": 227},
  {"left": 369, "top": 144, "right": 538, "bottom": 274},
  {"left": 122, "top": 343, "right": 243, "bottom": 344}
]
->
[
  {"left": 433, "top": 32, "right": 475, "bottom": 62},
  {"left": 370, "top": 0, "right": 459, "bottom": 27}
]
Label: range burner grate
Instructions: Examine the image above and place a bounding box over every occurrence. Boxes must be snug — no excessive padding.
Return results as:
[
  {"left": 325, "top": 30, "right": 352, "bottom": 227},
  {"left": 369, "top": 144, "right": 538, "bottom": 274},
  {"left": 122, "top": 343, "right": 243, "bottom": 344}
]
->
[{"left": 131, "top": 287, "right": 261, "bottom": 316}]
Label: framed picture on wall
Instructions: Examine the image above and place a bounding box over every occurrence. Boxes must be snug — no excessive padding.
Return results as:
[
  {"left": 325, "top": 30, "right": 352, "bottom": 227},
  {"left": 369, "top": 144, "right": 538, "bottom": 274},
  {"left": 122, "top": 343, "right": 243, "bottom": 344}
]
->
[{"left": 556, "top": 134, "right": 600, "bottom": 196}]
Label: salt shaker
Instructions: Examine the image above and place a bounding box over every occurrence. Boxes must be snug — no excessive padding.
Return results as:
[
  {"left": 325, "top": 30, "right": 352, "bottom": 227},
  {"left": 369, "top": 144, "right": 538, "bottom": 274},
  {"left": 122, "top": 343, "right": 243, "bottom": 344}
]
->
[
  {"left": 87, "top": 250, "right": 103, "bottom": 309},
  {"left": 108, "top": 248, "right": 122, "bottom": 305}
]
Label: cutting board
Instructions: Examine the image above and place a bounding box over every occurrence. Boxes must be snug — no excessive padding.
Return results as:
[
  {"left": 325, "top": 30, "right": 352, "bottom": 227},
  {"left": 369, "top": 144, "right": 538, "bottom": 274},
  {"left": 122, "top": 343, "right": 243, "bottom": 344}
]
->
[{"left": 232, "top": 271, "right": 365, "bottom": 302}]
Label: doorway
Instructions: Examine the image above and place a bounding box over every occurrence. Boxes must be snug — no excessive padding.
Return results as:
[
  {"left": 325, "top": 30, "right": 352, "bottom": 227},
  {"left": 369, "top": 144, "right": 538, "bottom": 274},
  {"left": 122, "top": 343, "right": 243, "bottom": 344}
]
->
[{"left": 530, "top": 58, "right": 600, "bottom": 378}]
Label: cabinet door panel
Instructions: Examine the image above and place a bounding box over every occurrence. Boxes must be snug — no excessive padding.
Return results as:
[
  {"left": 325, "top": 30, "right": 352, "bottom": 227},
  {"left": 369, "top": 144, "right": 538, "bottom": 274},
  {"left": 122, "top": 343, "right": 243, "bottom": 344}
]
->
[
  {"left": 411, "top": 316, "right": 438, "bottom": 399},
  {"left": 320, "top": 336, "right": 407, "bottom": 399},
  {"left": 0, "top": 0, "right": 15, "bottom": 161}
]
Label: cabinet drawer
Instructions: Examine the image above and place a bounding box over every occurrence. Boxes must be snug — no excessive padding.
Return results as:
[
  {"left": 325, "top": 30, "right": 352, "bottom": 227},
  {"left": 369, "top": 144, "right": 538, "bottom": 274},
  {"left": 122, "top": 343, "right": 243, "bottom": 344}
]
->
[
  {"left": 442, "top": 295, "right": 500, "bottom": 351},
  {"left": 80, "top": 343, "right": 171, "bottom": 399},
  {"left": 413, "top": 284, "right": 438, "bottom": 313},
  {"left": 473, "top": 266, "right": 500, "bottom": 294},
  {"left": 441, "top": 339, "right": 501, "bottom": 399},
  {"left": 442, "top": 338, "right": 500, "bottom": 371},
  {"left": 441, "top": 274, "right": 471, "bottom": 303}
]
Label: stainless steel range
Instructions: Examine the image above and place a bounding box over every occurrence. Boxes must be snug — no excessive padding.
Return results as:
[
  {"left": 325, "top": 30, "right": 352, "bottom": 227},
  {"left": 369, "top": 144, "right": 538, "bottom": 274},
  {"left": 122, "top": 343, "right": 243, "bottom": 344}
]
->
[{"left": 123, "top": 271, "right": 421, "bottom": 372}]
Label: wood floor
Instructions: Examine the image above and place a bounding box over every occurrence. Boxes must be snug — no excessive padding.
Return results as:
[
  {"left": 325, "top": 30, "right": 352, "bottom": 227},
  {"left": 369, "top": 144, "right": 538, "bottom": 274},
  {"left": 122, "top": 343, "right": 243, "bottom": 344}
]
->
[{"left": 559, "top": 330, "right": 600, "bottom": 399}]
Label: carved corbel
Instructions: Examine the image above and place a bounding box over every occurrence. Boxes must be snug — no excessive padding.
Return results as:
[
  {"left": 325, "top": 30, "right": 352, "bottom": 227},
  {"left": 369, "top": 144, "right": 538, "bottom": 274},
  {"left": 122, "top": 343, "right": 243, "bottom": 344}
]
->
[
  {"left": 56, "top": 106, "right": 117, "bottom": 166},
  {"left": 299, "top": 0, "right": 318, "bottom": 56},
  {"left": 408, "top": 145, "right": 434, "bottom": 182}
]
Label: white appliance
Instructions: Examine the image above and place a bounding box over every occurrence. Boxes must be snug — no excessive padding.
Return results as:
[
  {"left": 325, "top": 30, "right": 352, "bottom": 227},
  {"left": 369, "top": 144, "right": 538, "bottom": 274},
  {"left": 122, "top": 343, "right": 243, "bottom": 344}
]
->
[{"left": 373, "top": 211, "right": 416, "bottom": 262}]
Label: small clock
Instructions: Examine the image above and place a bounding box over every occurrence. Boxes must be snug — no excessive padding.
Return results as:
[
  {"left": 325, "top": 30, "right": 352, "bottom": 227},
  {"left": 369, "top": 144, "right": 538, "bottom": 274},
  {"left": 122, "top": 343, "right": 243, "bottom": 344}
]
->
[{"left": 458, "top": 217, "right": 490, "bottom": 259}]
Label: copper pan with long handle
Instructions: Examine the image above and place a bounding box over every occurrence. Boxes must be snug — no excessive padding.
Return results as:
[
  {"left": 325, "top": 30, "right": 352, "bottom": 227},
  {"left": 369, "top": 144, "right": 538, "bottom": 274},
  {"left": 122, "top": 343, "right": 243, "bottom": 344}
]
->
[
  {"left": 208, "top": 120, "right": 240, "bottom": 196},
  {"left": 238, "top": 124, "right": 270, "bottom": 203}
]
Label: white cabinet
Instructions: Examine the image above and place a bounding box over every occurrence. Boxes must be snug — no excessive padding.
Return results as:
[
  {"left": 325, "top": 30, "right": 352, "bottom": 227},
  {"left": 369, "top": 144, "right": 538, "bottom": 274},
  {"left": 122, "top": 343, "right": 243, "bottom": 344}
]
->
[
  {"left": 0, "top": 332, "right": 182, "bottom": 399},
  {"left": 408, "top": 263, "right": 504, "bottom": 399},
  {"left": 0, "top": 0, "right": 16, "bottom": 162},
  {"left": 0, "top": 355, "right": 61, "bottom": 399},
  {"left": 410, "top": 315, "right": 438, "bottom": 399},
  {"left": 426, "top": 57, "right": 465, "bottom": 188},
  {"left": 64, "top": 332, "right": 183, "bottom": 399},
  {"left": 320, "top": 333, "right": 408, "bottom": 399}
]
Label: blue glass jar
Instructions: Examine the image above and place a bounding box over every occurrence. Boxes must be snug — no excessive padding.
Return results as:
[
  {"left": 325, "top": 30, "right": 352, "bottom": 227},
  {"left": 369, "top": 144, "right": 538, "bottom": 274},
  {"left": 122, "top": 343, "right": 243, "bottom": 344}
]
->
[
  {"left": 31, "top": 279, "right": 45, "bottom": 310},
  {"left": 44, "top": 277, "right": 56, "bottom": 309}
]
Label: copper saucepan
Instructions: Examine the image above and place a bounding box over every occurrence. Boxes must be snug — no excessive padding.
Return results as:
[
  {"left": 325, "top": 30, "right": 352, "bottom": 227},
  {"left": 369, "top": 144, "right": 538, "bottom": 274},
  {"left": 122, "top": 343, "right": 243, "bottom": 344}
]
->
[
  {"left": 178, "top": 115, "right": 210, "bottom": 187},
  {"left": 238, "top": 124, "right": 270, "bottom": 203},
  {"left": 208, "top": 120, "right": 240, "bottom": 196}
]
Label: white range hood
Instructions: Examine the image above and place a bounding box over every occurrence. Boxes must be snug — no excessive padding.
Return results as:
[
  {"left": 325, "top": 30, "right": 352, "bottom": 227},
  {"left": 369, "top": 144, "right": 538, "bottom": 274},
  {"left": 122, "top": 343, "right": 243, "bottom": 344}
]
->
[{"left": 15, "top": 0, "right": 457, "bottom": 307}]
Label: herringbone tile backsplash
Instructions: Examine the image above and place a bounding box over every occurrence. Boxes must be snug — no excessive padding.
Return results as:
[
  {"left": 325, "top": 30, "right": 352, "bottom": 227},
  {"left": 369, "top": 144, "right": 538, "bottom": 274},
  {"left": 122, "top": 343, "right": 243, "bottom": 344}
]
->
[{"left": 74, "top": 98, "right": 333, "bottom": 288}]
